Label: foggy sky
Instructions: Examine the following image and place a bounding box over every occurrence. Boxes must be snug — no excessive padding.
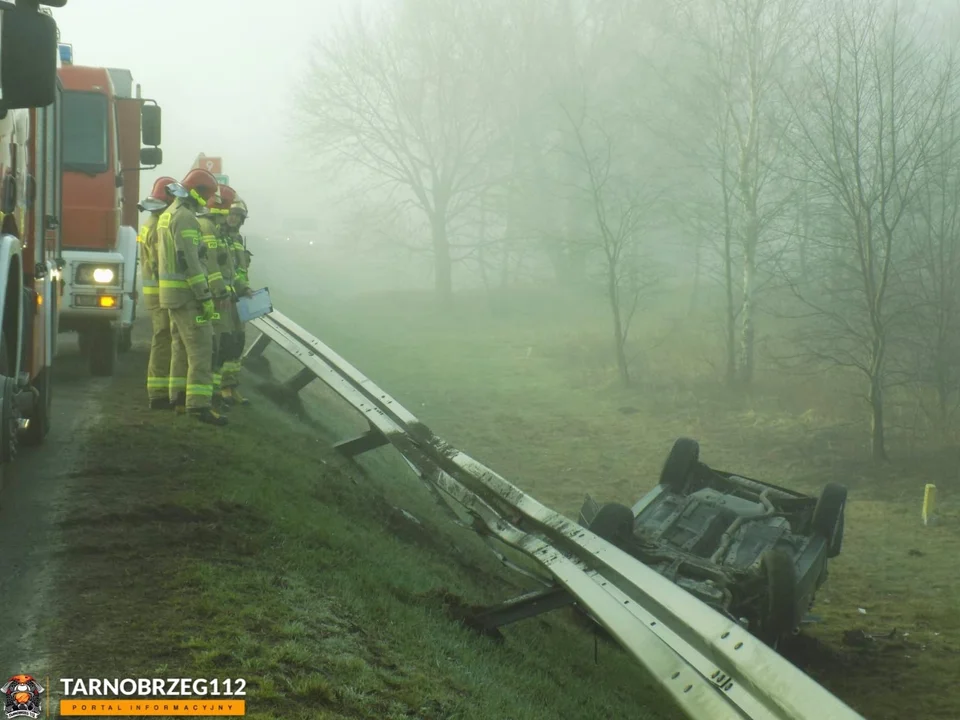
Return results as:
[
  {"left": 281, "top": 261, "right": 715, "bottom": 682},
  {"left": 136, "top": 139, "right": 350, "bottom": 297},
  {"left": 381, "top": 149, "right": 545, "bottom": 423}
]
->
[{"left": 54, "top": 0, "right": 353, "bottom": 233}]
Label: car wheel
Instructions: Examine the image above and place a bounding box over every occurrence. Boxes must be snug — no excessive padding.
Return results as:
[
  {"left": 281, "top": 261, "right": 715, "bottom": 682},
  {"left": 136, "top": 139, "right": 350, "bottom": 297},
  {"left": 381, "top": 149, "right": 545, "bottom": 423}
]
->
[
  {"left": 758, "top": 548, "right": 798, "bottom": 648},
  {"left": 660, "top": 437, "right": 700, "bottom": 492},
  {"left": 588, "top": 503, "right": 635, "bottom": 549},
  {"left": 812, "top": 483, "right": 847, "bottom": 558}
]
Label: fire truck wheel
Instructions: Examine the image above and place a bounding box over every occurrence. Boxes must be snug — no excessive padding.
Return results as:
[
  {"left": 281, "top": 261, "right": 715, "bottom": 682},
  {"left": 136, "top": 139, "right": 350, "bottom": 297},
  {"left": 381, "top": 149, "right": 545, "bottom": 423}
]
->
[
  {"left": 89, "top": 324, "right": 118, "bottom": 377},
  {"left": 21, "top": 366, "right": 51, "bottom": 446}
]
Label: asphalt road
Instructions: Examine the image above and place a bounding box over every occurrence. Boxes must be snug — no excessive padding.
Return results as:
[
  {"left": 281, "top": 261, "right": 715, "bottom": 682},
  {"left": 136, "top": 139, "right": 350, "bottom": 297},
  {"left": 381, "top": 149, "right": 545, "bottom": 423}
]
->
[{"left": 0, "top": 322, "right": 147, "bottom": 687}]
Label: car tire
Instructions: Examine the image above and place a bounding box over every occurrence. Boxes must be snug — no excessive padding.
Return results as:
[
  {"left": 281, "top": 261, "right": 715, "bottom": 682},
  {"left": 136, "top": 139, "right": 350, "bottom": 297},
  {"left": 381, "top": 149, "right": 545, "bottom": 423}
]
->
[
  {"left": 660, "top": 437, "right": 700, "bottom": 492},
  {"left": 759, "top": 548, "right": 798, "bottom": 648},
  {"left": 589, "top": 503, "right": 635, "bottom": 548},
  {"left": 812, "top": 483, "right": 847, "bottom": 558}
]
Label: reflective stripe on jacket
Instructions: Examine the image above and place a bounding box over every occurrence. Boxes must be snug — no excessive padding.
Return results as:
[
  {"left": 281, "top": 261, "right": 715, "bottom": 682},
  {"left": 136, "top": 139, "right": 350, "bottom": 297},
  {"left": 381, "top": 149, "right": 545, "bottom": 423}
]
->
[
  {"left": 197, "top": 215, "right": 228, "bottom": 298},
  {"left": 138, "top": 213, "right": 161, "bottom": 310},
  {"left": 156, "top": 198, "right": 212, "bottom": 309},
  {"left": 229, "top": 230, "right": 250, "bottom": 294},
  {"left": 216, "top": 223, "right": 237, "bottom": 294}
]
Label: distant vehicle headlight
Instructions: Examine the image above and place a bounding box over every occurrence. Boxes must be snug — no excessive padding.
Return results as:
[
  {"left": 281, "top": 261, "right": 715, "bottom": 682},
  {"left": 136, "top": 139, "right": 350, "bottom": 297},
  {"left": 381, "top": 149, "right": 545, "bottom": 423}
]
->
[{"left": 75, "top": 264, "right": 120, "bottom": 285}]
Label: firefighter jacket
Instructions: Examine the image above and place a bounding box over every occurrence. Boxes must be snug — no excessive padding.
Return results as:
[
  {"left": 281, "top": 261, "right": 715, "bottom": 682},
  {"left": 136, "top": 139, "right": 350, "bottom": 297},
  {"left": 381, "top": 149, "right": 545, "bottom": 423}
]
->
[
  {"left": 228, "top": 229, "right": 251, "bottom": 294},
  {"left": 138, "top": 212, "right": 161, "bottom": 311},
  {"left": 156, "top": 198, "right": 212, "bottom": 310},
  {"left": 196, "top": 215, "right": 229, "bottom": 299},
  {"left": 215, "top": 222, "right": 237, "bottom": 294}
]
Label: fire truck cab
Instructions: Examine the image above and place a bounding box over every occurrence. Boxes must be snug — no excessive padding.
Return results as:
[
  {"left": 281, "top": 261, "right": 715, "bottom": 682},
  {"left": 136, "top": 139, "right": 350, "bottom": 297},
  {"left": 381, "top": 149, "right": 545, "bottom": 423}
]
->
[{"left": 56, "top": 49, "right": 162, "bottom": 376}]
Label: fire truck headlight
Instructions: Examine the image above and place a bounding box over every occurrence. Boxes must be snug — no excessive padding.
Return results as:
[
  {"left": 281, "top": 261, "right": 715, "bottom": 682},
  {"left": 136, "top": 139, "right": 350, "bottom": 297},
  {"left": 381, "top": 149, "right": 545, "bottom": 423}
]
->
[
  {"left": 92, "top": 268, "right": 115, "bottom": 283},
  {"left": 75, "top": 264, "right": 120, "bottom": 285}
]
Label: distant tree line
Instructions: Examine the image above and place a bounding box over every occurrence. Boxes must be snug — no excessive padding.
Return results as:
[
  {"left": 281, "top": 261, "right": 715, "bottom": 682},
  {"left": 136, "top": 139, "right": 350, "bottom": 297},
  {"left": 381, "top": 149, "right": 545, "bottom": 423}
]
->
[{"left": 297, "top": 0, "right": 960, "bottom": 460}]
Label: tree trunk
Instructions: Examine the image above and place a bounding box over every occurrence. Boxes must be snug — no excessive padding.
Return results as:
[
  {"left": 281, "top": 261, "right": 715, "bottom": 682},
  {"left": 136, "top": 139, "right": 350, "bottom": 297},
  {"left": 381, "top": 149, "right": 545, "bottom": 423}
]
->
[
  {"left": 688, "top": 238, "right": 702, "bottom": 317},
  {"left": 738, "top": 229, "right": 757, "bottom": 384},
  {"left": 869, "top": 372, "right": 887, "bottom": 461},
  {"left": 721, "top": 166, "right": 737, "bottom": 385},
  {"left": 724, "top": 238, "right": 737, "bottom": 385},
  {"left": 607, "top": 266, "right": 630, "bottom": 386},
  {"left": 431, "top": 214, "right": 453, "bottom": 303}
]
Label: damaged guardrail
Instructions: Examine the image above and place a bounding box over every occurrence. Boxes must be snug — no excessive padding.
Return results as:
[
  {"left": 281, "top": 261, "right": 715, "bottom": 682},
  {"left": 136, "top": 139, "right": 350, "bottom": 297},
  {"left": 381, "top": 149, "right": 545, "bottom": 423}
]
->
[{"left": 243, "top": 309, "right": 866, "bottom": 720}]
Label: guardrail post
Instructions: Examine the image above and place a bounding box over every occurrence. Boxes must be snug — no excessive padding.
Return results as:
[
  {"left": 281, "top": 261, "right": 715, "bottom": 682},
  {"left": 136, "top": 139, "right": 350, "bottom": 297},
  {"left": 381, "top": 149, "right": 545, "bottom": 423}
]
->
[
  {"left": 284, "top": 367, "right": 317, "bottom": 393},
  {"left": 464, "top": 587, "right": 575, "bottom": 633},
  {"left": 242, "top": 332, "right": 272, "bottom": 361},
  {"left": 334, "top": 421, "right": 390, "bottom": 458}
]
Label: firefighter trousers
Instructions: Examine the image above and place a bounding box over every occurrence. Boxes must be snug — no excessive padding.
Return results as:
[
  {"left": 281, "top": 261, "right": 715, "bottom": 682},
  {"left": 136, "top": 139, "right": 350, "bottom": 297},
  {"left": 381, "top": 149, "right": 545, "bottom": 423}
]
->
[
  {"left": 168, "top": 303, "right": 214, "bottom": 410},
  {"left": 146, "top": 305, "right": 172, "bottom": 401},
  {"left": 220, "top": 304, "right": 243, "bottom": 389}
]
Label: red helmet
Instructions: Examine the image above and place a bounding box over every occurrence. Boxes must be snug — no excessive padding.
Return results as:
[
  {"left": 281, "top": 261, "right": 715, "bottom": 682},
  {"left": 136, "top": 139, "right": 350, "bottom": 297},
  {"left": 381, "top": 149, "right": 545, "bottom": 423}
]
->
[
  {"left": 139, "top": 175, "right": 177, "bottom": 211},
  {"left": 148, "top": 176, "right": 177, "bottom": 202},
  {"left": 210, "top": 184, "right": 237, "bottom": 213},
  {"left": 180, "top": 168, "right": 219, "bottom": 206}
]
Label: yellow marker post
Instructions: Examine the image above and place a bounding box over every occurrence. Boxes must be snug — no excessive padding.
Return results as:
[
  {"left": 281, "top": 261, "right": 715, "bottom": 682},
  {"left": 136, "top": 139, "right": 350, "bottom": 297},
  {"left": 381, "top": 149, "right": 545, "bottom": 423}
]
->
[{"left": 922, "top": 483, "right": 937, "bottom": 526}]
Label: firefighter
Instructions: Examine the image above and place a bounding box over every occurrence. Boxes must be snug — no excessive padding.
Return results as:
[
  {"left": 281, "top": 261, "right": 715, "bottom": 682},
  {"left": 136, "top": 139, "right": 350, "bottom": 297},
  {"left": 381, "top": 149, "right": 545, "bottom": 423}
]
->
[
  {"left": 223, "top": 196, "right": 253, "bottom": 405},
  {"left": 195, "top": 188, "right": 230, "bottom": 410},
  {"left": 157, "top": 168, "right": 228, "bottom": 426},
  {"left": 138, "top": 175, "right": 177, "bottom": 409},
  {"left": 206, "top": 184, "right": 244, "bottom": 406}
]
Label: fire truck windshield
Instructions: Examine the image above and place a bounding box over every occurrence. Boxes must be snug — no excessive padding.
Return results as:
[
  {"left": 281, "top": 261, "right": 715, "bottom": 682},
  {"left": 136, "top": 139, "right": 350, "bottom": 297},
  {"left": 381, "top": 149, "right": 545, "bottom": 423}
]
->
[{"left": 62, "top": 90, "right": 109, "bottom": 174}]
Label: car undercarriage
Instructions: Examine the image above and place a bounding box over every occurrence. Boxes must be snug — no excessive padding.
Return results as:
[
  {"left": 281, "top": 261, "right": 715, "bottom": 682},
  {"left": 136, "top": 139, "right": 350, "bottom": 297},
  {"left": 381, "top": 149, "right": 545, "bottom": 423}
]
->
[{"left": 579, "top": 437, "right": 847, "bottom": 646}]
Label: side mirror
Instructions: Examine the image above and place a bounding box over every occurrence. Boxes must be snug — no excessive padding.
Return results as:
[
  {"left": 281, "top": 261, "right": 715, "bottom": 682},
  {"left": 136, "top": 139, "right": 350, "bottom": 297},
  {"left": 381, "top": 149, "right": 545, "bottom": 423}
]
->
[
  {"left": 0, "top": 6, "right": 59, "bottom": 109},
  {"left": 141, "top": 103, "right": 162, "bottom": 147},
  {"left": 139, "top": 147, "right": 163, "bottom": 167}
]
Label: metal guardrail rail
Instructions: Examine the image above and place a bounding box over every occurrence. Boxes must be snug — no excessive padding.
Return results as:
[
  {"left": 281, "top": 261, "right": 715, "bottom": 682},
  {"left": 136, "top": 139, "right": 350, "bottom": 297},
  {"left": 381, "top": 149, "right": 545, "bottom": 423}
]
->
[{"left": 243, "top": 309, "right": 866, "bottom": 720}]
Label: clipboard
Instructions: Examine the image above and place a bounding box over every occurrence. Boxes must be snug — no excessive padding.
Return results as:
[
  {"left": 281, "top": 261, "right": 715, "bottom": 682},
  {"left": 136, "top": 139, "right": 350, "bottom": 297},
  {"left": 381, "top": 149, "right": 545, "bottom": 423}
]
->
[{"left": 237, "top": 287, "right": 273, "bottom": 322}]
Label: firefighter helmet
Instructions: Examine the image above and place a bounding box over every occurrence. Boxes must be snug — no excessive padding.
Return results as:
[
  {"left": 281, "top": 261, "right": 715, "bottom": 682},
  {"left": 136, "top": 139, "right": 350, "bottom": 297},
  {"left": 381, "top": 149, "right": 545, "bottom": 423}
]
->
[
  {"left": 227, "top": 197, "right": 248, "bottom": 228},
  {"left": 230, "top": 198, "right": 248, "bottom": 217},
  {"left": 139, "top": 175, "right": 176, "bottom": 211},
  {"left": 211, "top": 184, "right": 237, "bottom": 213},
  {"left": 180, "top": 168, "right": 219, "bottom": 206}
]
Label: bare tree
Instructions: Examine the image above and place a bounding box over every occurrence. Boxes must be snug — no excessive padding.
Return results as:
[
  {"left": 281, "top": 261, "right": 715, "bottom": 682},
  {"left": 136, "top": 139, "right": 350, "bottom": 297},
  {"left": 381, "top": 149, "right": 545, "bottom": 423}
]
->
[
  {"left": 672, "top": 0, "right": 807, "bottom": 384},
  {"left": 296, "top": 2, "right": 500, "bottom": 302},
  {"left": 785, "top": 0, "right": 955, "bottom": 460},
  {"left": 902, "top": 112, "right": 960, "bottom": 433},
  {"left": 562, "top": 103, "right": 660, "bottom": 385}
]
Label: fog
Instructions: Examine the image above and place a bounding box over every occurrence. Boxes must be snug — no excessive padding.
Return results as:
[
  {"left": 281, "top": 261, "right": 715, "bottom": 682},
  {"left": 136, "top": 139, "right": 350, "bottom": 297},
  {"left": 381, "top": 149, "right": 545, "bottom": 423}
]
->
[
  {"left": 47, "top": 1, "right": 960, "bottom": 715},
  {"left": 55, "top": 0, "right": 353, "bottom": 236}
]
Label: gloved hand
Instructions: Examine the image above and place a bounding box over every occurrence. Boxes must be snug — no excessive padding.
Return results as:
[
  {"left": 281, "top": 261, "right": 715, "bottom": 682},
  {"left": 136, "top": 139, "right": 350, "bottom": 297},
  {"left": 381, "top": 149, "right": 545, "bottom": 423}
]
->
[{"left": 202, "top": 299, "right": 216, "bottom": 320}]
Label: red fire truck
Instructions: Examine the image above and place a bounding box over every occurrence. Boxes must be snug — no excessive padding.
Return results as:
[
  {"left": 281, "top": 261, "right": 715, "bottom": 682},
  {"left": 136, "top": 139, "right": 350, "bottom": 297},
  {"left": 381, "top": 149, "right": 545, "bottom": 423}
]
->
[
  {"left": 56, "top": 48, "right": 163, "bottom": 376},
  {"left": 0, "top": 0, "right": 67, "bottom": 455}
]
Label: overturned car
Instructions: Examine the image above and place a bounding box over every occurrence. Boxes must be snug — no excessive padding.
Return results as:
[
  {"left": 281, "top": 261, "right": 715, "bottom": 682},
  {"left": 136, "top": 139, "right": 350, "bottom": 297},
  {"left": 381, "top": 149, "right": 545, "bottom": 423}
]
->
[{"left": 579, "top": 437, "right": 847, "bottom": 647}]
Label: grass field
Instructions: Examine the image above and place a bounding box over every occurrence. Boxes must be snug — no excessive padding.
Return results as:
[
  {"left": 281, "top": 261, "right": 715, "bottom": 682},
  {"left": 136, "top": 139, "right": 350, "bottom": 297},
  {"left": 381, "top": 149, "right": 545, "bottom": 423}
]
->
[
  {"left": 48, "top": 342, "right": 684, "bottom": 719},
  {"left": 263, "top": 280, "right": 960, "bottom": 720}
]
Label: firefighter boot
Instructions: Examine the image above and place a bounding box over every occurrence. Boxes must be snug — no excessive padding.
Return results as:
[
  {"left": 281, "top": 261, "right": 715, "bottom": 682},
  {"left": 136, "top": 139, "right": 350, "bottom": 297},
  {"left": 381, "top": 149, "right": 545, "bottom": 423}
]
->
[
  {"left": 189, "top": 407, "right": 229, "bottom": 426},
  {"left": 222, "top": 387, "right": 250, "bottom": 406},
  {"left": 150, "top": 398, "right": 174, "bottom": 410},
  {"left": 171, "top": 392, "right": 187, "bottom": 415},
  {"left": 212, "top": 393, "right": 231, "bottom": 414}
]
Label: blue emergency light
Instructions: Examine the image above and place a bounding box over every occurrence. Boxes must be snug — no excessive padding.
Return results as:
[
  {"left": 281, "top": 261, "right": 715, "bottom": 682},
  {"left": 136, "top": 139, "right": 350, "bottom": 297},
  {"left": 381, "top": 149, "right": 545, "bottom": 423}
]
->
[{"left": 58, "top": 43, "right": 73, "bottom": 65}]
